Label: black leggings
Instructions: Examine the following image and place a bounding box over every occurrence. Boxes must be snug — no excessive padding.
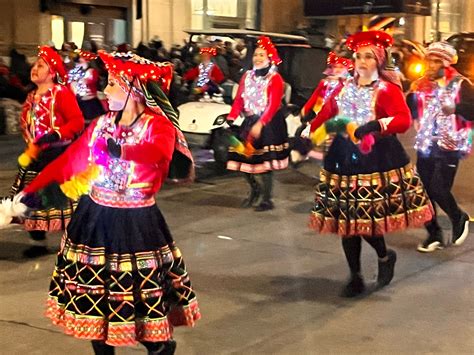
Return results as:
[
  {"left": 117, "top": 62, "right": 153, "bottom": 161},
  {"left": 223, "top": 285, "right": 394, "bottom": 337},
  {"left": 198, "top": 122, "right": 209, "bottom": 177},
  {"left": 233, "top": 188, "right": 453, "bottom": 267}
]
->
[
  {"left": 417, "top": 153, "right": 462, "bottom": 224},
  {"left": 341, "top": 236, "right": 387, "bottom": 274},
  {"left": 244, "top": 172, "right": 273, "bottom": 202}
]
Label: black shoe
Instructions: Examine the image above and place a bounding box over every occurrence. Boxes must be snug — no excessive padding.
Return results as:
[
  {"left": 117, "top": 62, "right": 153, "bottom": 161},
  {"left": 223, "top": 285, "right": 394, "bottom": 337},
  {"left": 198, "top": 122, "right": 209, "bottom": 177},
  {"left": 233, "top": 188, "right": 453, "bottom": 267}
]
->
[
  {"left": 377, "top": 249, "right": 397, "bottom": 287},
  {"left": 452, "top": 212, "right": 470, "bottom": 246},
  {"left": 146, "top": 340, "right": 177, "bottom": 355},
  {"left": 240, "top": 188, "right": 260, "bottom": 208},
  {"left": 254, "top": 200, "right": 274, "bottom": 212},
  {"left": 340, "top": 274, "right": 365, "bottom": 298},
  {"left": 417, "top": 232, "right": 444, "bottom": 253},
  {"left": 22, "top": 246, "right": 50, "bottom": 258}
]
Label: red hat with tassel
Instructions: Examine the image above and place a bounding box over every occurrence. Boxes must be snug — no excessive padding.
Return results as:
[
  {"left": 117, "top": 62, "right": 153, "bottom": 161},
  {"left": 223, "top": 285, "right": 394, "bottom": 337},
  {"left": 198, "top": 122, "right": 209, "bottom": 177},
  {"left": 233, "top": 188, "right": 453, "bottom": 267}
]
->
[
  {"left": 257, "top": 36, "right": 282, "bottom": 65},
  {"left": 38, "top": 46, "right": 68, "bottom": 84}
]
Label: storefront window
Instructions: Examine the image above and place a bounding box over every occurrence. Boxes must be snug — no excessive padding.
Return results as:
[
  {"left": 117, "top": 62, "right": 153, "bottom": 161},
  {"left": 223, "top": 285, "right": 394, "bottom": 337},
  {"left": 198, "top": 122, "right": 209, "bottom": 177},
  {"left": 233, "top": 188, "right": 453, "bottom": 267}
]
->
[
  {"left": 68, "top": 21, "right": 85, "bottom": 48},
  {"left": 51, "top": 16, "right": 65, "bottom": 49},
  {"left": 432, "top": 0, "right": 462, "bottom": 39},
  {"left": 208, "top": 0, "right": 238, "bottom": 16}
]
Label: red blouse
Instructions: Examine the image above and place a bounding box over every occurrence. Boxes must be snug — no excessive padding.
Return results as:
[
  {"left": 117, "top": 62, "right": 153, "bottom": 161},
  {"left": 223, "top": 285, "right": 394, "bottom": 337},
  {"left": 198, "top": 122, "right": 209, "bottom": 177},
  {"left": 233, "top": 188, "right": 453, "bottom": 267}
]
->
[
  {"left": 21, "top": 84, "right": 84, "bottom": 143},
  {"left": 227, "top": 70, "right": 284, "bottom": 125},
  {"left": 23, "top": 109, "right": 176, "bottom": 208},
  {"left": 310, "top": 79, "right": 411, "bottom": 135}
]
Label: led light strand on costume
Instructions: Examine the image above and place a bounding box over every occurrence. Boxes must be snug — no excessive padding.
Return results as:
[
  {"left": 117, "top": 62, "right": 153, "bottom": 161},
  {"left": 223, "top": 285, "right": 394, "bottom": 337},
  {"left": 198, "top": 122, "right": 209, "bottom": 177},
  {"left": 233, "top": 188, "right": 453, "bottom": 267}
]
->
[
  {"left": 336, "top": 78, "right": 381, "bottom": 126},
  {"left": 68, "top": 66, "right": 88, "bottom": 97},
  {"left": 196, "top": 62, "right": 214, "bottom": 87},
  {"left": 414, "top": 80, "right": 471, "bottom": 155},
  {"left": 242, "top": 65, "right": 276, "bottom": 116}
]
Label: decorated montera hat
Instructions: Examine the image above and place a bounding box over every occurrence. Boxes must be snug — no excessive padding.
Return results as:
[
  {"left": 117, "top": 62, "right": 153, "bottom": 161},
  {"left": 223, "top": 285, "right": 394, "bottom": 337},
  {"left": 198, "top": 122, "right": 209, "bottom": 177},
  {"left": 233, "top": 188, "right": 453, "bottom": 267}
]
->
[
  {"left": 75, "top": 49, "right": 98, "bottom": 61},
  {"left": 345, "top": 30, "right": 394, "bottom": 52},
  {"left": 327, "top": 52, "right": 354, "bottom": 70},
  {"left": 257, "top": 35, "right": 282, "bottom": 65},
  {"left": 199, "top": 47, "right": 217, "bottom": 56},
  {"left": 38, "top": 46, "right": 68, "bottom": 84},
  {"left": 426, "top": 41, "right": 458, "bottom": 67},
  {"left": 98, "top": 51, "right": 174, "bottom": 95}
]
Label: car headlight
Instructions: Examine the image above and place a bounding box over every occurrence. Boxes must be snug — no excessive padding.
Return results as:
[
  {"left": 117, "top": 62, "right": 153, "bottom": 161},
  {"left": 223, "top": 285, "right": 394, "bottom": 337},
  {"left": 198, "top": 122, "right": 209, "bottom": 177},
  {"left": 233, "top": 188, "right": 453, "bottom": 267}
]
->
[{"left": 213, "top": 115, "right": 227, "bottom": 126}]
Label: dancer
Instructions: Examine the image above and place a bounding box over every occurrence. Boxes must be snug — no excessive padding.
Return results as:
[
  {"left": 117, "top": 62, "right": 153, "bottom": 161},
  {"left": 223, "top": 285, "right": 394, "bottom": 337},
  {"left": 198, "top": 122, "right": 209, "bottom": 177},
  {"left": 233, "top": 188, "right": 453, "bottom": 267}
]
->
[
  {"left": 11, "top": 45, "right": 84, "bottom": 258},
  {"left": 68, "top": 49, "right": 106, "bottom": 126},
  {"left": 226, "top": 36, "right": 289, "bottom": 211},
  {"left": 182, "top": 47, "right": 224, "bottom": 98},
  {"left": 293, "top": 52, "right": 353, "bottom": 163},
  {"left": 18, "top": 51, "right": 199, "bottom": 354},
  {"left": 309, "top": 31, "right": 433, "bottom": 297},
  {"left": 407, "top": 41, "right": 474, "bottom": 252}
]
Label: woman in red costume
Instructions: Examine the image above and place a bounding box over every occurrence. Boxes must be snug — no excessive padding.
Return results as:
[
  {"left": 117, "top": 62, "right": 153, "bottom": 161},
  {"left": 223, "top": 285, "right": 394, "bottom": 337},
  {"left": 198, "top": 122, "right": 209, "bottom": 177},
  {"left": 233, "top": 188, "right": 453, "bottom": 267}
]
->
[
  {"left": 10, "top": 46, "right": 84, "bottom": 258},
  {"left": 309, "top": 31, "right": 433, "bottom": 297},
  {"left": 292, "top": 52, "right": 353, "bottom": 163},
  {"left": 182, "top": 47, "right": 224, "bottom": 98},
  {"left": 18, "top": 51, "right": 199, "bottom": 354},
  {"left": 68, "top": 49, "right": 106, "bottom": 126},
  {"left": 226, "top": 36, "right": 289, "bottom": 211}
]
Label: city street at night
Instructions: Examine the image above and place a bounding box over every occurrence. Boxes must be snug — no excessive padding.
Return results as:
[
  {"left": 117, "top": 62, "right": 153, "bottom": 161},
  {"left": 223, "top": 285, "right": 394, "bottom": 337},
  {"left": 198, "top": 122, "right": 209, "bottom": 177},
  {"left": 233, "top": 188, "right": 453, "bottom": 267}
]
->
[
  {"left": 0, "top": 133, "right": 472, "bottom": 354},
  {"left": 1, "top": 0, "right": 474, "bottom": 354}
]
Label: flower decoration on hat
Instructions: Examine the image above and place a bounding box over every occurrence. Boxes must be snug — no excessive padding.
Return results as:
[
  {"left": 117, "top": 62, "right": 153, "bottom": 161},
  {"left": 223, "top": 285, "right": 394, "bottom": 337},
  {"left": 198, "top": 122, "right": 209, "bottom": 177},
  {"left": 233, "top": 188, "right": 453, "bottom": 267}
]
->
[
  {"left": 346, "top": 30, "right": 394, "bottom": 52},
  {"left": 327, "top": 52, "right": 354, "bottom": 71},
  {"left": 257, "top": 36, "right": 282, "bottom": 65},
  {"left": 75, "top": 49, "right": 98, "bottom": 61},
  {"left": 98, "top": 51, "right": 174, "bottom": 94},
  {"left": 199, "top": 47, "right": 217, "bottom": 56},
  {"left": 38, "top": 45, "right": 67, "bottom": 84},
  {"left": 426, "top": 41, "right": 458, "bottom": 67}
]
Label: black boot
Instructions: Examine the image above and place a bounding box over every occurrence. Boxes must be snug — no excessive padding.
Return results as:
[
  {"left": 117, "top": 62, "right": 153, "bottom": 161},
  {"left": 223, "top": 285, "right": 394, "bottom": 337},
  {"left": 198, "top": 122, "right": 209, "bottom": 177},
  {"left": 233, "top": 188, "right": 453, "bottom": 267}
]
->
[
  {"left": 340, "top": 273, "right": 365, "bottom": 298},
  {"left": 254, "top": 171, "right": 273, "bottom": 211},
  {"left": 377, "top": 249, "right": 397, "bottom": 287},
  {"left": 241, "top": 174, "right": 260, "bottom": 208},
  {"left": 254, "top": 200, "right": 274, "bottom": 211},
  {"left": 23, "top": 231, "right": 50, "bottom": 258},
  {"left": 143, "top": 340, "right": 177, "bottom": 355},
  {"left": 91, "top": 340, "right": 115, "bottom": 355},
  {"left": 241, "top": 186, "right": 260, "bottom": 208}
]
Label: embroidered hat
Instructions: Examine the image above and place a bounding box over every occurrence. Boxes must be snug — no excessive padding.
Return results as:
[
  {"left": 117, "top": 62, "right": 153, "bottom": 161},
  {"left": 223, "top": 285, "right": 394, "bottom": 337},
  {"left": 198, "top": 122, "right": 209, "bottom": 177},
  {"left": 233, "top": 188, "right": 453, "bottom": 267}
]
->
[
  {"left": 327, "top": 52, "right": 354, "bottom": 70},
  {"left": 98, "top": 51, "right": 174, "bottom": 94},
  {"left": 75, "top": 49, "right": 98, "bottom": 61},
  {"left": 38, "top": 46, "right": 67, "bottom": 84},
  {"left": 256, "top": 36, "right": 282, "bottom": 65},
  {"left": 199, "top": 47, "right": 217, "bottom": 56},
  {"left": 426, "top": 41, "right": 458, "bottom": 67},
  {"left": 346, "top": 30, "right": 394, "bottom": 52}
]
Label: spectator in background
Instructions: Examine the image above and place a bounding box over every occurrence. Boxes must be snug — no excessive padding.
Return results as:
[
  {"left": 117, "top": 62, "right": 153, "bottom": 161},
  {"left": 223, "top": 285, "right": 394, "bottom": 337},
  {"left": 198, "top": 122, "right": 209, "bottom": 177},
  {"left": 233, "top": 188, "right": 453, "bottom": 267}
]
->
[{"left": 212, "top": 39, "right": 230, "bottom": 79}]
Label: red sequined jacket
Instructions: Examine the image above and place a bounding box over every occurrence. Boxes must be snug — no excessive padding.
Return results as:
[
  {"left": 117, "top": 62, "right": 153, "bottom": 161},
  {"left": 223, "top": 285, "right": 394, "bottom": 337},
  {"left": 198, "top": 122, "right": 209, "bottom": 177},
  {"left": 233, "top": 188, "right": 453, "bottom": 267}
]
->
[
  {"left": 301, "top": 78, "right": 344, "bottom": 117},
  {"left": 23, "top": 109, "right": 176, "bottom": 208},
  {"left": 310, "top": 79, "right": 411, "bottom": 135},
  {"left": 227, "top": 70, "right": 284, "bottom": 125},
  {"left": 21, "top": 84, "right": 84, "bottom": 143}
]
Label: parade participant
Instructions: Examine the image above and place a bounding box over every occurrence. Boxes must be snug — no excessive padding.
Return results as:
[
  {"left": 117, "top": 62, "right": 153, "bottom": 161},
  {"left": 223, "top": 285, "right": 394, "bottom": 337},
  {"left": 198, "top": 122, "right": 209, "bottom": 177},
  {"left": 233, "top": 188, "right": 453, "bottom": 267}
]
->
[
  {"left": 68, "top": 49, "right": 106, "bottom": 125},
  {"left": 10, "top": 46, "right": 84, "bottom": 258},
  {"left": 182, "top": 47, "right": 224, "bottom": 98},
  {"left": 407, "top": 41, "right": 474, "bottom": 252},
  {"left": 301, "top": 52, "right": 353, "bottom": 123},
  {"left": 293, "top": 52, "right": 353, "bottom": 162},
  {"left": 309, "top": 31, "right": 433, "bottom": 297},
  {"left": 16, "top": 51, "right": 199, "bottom": 354},
  {"left": 226, "top": 36, "right": 289, "bottom": 211}
]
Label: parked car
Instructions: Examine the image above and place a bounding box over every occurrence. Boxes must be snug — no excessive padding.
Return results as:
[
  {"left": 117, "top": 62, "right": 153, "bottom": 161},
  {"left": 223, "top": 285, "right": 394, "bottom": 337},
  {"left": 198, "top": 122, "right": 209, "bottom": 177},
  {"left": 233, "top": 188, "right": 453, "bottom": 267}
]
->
[
  {"left": 447, "top": 32, "right": 474, "bottom": 82},
  {"left": 177, "top": 29, "right": 328, "bottom": 169}
]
